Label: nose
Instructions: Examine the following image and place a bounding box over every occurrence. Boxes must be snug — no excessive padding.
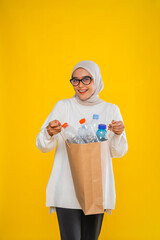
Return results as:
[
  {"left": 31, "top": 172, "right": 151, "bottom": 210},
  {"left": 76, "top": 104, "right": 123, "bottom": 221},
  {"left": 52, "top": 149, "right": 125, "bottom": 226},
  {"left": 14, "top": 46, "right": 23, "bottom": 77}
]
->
[{"left": 78, "top": 81, "right": 85, "bottom": 88}]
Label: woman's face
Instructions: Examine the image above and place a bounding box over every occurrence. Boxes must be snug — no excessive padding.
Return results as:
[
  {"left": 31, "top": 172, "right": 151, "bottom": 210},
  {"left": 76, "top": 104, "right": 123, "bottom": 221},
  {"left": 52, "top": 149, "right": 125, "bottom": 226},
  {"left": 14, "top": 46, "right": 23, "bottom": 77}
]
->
[{"left": 72, "top": 68, "right": 95, "bottom": 101}]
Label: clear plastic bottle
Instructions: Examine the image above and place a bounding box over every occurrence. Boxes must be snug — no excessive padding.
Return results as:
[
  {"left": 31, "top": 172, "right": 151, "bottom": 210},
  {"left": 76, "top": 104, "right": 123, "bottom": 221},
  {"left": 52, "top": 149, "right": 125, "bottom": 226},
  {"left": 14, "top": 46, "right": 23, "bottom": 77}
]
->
[
  {"left": 96, "top": 124, "right": 108, "bottom": 141},
  {"left": 78, "top": 118, "right": 99, "bottom": 143},
  {"left": 62, "top": 123, "right": 85, "bottom": 144},
  {"left": 90, "top": 114, "right": 99, "bottom": 134}
]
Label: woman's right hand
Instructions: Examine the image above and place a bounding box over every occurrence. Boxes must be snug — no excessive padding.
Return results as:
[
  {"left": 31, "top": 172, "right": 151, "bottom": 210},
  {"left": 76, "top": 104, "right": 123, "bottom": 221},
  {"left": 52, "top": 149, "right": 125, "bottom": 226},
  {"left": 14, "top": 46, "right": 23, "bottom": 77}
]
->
[{"left": 46, "top": 120, "right": 62, "bottom": 137}]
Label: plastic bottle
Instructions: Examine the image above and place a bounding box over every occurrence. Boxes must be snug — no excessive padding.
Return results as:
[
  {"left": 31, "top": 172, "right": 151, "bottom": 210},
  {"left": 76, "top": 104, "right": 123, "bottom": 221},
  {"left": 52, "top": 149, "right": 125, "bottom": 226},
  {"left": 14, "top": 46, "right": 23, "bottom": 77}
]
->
[
  {"left": 96, "top": 124, "right": 108, "bottom": 141},
  {"left": 78, "top": 118, "right": 99, "bottom": 143},
  {"left": 62, "top": 123, "right": 85, "bottom": 144},
  {"left": 90, "top": 114, "right": 99, "bottom": 133}
]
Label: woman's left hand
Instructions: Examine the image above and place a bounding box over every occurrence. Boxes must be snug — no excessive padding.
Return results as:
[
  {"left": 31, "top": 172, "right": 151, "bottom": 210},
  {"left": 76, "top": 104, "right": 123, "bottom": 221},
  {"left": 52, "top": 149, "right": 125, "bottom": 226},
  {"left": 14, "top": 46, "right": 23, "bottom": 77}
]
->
[{"left": 108, "top": 120, "right": 125, "bottom": 135}]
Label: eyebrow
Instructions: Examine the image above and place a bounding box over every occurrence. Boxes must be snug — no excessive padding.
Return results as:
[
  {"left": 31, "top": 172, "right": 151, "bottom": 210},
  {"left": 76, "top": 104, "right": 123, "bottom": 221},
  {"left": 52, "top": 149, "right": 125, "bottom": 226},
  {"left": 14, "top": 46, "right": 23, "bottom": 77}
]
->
[{"left": 72, "top": 75, "right": 91, "bottom": 79}]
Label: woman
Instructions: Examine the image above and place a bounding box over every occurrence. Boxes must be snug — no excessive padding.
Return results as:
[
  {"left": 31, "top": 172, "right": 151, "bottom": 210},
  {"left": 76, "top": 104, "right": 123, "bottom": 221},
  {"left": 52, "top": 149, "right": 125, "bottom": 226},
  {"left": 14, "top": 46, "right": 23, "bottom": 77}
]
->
[{"left": 36, "top": 60, "right": 128, "bottom": 240}]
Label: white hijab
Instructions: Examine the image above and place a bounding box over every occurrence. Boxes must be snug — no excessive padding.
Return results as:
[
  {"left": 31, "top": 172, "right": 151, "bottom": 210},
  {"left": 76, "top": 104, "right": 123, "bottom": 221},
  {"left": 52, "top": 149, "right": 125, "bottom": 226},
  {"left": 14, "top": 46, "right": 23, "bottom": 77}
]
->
[{"left": 71, "top": 60, "right": 104, "bottom": 106}]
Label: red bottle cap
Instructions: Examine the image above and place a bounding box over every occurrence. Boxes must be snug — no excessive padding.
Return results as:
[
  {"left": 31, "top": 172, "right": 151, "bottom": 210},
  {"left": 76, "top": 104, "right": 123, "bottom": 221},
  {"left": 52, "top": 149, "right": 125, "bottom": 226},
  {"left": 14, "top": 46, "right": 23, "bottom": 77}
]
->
[
  {"left": 79, "top": 118, "right": 86, "bottom": 124},
  {"left": 62, "top": 123, "right": 68, "bottom": 128}
]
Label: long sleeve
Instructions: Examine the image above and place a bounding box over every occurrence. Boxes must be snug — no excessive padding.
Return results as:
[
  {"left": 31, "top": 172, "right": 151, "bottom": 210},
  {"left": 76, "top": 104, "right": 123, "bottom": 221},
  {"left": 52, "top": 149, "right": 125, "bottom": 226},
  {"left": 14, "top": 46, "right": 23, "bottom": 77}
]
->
[
  {"left": 108, "top": 105, "right": 128, "bottom": 158},
  {"left": 36, "top": 100, "right": 66, "bottom": 153}
]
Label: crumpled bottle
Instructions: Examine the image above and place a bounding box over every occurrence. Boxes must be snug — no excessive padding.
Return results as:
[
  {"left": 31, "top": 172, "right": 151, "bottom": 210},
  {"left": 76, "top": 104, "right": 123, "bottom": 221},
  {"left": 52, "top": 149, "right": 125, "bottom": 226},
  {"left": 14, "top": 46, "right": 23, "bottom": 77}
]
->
[
  {"left": 62, "top": 122, "right": 85, "bottom": 144},
  {"left": 78, "top": 118, "right": 99, "bottom": 143}
]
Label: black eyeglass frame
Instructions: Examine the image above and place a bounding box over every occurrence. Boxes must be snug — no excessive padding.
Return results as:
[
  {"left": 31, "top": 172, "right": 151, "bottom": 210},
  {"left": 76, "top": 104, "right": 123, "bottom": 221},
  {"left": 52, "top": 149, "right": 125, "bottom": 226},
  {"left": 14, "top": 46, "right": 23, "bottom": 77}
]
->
[{"left": 70, "top": 76, "right": 93, "bottom": 86}]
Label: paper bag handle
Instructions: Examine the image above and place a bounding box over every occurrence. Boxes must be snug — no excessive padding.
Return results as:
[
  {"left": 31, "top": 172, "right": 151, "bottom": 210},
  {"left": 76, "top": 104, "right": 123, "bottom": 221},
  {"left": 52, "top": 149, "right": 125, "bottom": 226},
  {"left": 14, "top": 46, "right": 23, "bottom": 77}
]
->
[{"left": 60, "top": 132, "right": 71, "bottom": 149}]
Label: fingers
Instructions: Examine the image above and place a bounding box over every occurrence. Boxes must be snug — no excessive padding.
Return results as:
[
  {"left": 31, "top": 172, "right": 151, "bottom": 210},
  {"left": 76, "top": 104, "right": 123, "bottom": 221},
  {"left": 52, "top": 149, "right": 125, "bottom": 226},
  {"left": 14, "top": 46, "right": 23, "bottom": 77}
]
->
[
  {"left": 111, "top": 120, "right": 117, "bottom": 124},
  {"left": 49, "top": 120, "right": 61, "bottom": 128},
  {"left": 113, "top": 130, "right": 122, "bottom": 134},
  {"left": 108, "top": 120, "right": 124, "bottom": 134},
  {"left": 108, "top": 124, "right": 121, "bottom": 131},
  {"left": 109, "top": 121, "right": 123, "bottom": 128},
  {"left": 111, "top": 120, "right": 121, "bottom": 125},
  {"left": 46, "top": 126, "right": 62, "bottom": 136},
  {"left": 46, "top": 120, "right": 62, "bottom": 136},
  {"left": 47, "top": 125, "right": 62, "bottom": 131}
]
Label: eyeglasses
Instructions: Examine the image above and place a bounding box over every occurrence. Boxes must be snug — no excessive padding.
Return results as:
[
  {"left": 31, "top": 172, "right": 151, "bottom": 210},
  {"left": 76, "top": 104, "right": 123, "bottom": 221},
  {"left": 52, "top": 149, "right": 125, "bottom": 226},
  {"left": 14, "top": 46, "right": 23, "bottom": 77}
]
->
[{"left": 70, "top": 76, "right": 93, "bottom": 86}]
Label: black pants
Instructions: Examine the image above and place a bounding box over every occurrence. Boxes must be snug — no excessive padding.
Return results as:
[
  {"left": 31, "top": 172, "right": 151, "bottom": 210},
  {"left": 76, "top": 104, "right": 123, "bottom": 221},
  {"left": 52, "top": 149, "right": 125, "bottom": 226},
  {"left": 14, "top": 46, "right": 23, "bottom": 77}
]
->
[{"left": 56, "top": 207, "right": 104, "bottom": 240}]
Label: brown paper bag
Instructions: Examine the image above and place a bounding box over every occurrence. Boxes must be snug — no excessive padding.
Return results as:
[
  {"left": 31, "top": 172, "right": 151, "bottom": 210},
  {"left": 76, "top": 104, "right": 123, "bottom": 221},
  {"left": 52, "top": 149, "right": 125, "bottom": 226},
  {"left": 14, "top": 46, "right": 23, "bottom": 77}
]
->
[{"left": 65, "top": 139, "right": 109, "bottom": 215}]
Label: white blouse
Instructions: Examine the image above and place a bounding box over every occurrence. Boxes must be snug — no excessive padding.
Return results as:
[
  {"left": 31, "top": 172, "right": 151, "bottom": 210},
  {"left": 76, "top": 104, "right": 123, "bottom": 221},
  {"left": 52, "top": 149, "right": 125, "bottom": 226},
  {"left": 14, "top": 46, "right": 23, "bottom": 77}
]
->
[{"left": 36, "top": 97, "right": 128, "bottom": 215}]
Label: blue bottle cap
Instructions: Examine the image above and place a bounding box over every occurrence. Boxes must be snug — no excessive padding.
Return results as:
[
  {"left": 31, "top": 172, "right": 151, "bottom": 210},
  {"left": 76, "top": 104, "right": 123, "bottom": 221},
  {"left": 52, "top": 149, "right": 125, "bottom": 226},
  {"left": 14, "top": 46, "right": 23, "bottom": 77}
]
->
[
  {"left": 93, "top": 114, "right": 99, "bottom": 119},
  {"left": 98, "top": 124, "right": 106, "bottom": 129}
]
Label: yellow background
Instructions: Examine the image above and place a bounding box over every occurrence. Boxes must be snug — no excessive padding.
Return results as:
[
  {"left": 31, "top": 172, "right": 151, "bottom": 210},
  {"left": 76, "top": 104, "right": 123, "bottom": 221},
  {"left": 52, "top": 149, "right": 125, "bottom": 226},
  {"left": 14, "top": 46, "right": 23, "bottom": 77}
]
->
[{"left": 0, "top": 0, "right": 160, "bottom": 239}]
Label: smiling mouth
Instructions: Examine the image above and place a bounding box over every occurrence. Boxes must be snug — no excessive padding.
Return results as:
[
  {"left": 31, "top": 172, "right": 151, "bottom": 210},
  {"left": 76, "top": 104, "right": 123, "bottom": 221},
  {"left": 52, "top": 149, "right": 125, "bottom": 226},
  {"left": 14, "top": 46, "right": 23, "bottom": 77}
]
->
[{"left": 78, "top": 89, "right": 88, "bottom": 94}]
